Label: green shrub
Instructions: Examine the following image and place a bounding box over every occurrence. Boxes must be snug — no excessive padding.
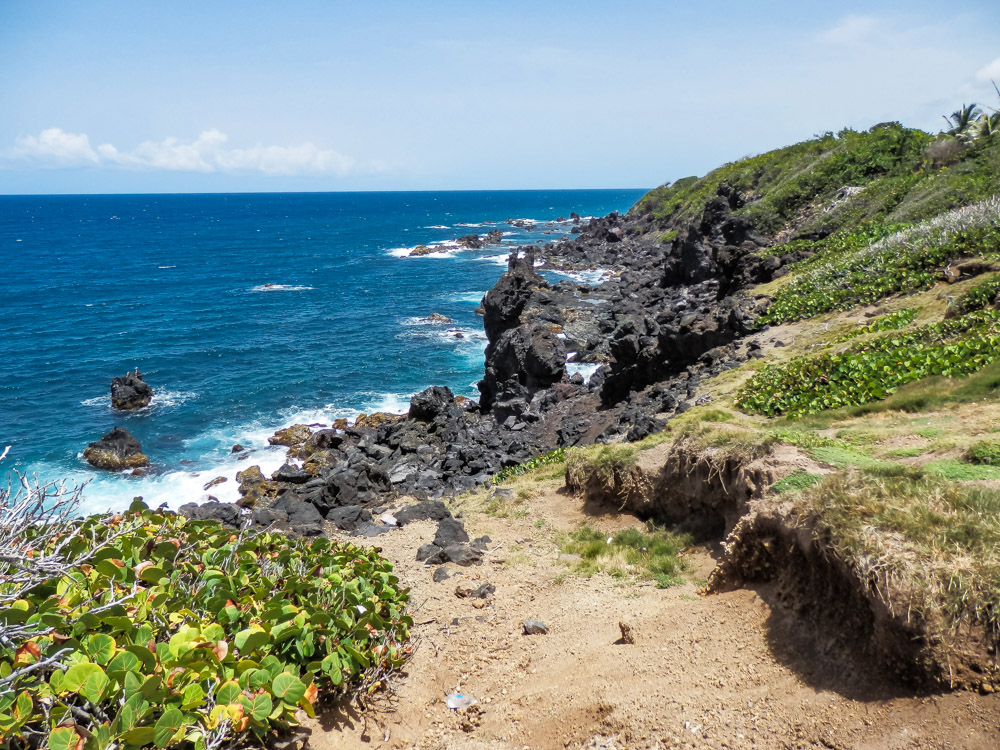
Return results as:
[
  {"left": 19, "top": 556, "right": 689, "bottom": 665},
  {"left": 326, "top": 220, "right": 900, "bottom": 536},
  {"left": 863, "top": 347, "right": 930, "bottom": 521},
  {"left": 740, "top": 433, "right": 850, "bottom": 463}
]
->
[
  {"left": 0, "top": 501, "right": 411, "bottom": 749},
  {"left": 967, "top": 440, "right": 1000, "bottom": 466},
  {"left": 736, "top": 309, "right": 1000, "bottom": 417}
]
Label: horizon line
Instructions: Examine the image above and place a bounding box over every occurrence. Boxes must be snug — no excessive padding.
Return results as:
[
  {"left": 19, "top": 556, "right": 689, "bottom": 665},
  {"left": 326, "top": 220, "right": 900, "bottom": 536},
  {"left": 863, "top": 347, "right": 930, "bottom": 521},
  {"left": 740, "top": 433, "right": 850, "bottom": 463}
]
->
[{"left": 0, "top": 186, "right": 653, "bottom": 199}]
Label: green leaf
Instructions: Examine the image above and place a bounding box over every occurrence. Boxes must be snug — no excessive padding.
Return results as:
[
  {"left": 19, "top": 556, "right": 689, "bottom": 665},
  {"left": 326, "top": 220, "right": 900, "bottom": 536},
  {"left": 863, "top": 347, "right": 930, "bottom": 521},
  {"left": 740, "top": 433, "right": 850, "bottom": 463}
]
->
[
  {"left": 271, "top": 672, "right": 306, "bottom": 704},
  {"left": 154, "top": 707, "right": 185, "bottom": 748},
  {"left": 107, "top": 649, "right": 141, "bottom": 676},
  {"left": 139, "top": 565, "right": 167, "bottom": 583},
  {"left": 85, "top": 634, "right": 116, "bottom": 665},
  {"left": 122, "top": 727, "right": 157, "bottom": 746},
  {"left": 239, "top": 693, "right": 273, "bottom": 723},
  {"left": 49, "top": 726, "right": 81, "bottom": 750},
  {"left": 216, "top": 679, "right": 241, "bottom": 705},
  {"left": 234, "top": 627, "right": 269, "bottom": 655}
]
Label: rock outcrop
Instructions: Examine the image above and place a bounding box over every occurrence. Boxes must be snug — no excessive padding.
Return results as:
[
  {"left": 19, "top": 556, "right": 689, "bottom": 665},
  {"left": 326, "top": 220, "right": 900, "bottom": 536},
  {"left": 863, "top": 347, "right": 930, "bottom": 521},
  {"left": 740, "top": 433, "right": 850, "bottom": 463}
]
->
[
  {"left": 83, "top": 427, "right": 150, "bottom": 471},
  {"left": 111, "top": 369, "right": 152, "bottom": 410}
]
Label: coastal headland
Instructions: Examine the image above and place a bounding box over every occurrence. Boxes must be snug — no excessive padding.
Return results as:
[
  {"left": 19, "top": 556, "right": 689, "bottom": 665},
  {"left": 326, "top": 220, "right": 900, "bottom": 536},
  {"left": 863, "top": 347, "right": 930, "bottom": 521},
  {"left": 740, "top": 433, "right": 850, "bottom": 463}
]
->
[{"left": 176, "top": 121, "right": 1000, "bottom": 744}]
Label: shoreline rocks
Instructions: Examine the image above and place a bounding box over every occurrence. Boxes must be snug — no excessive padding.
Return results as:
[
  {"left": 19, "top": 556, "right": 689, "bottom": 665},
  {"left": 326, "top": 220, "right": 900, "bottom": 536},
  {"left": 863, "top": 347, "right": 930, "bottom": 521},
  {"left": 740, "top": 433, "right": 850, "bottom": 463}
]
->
[{"left": 181, "top": 184, "right": 804, "bottom": 539}]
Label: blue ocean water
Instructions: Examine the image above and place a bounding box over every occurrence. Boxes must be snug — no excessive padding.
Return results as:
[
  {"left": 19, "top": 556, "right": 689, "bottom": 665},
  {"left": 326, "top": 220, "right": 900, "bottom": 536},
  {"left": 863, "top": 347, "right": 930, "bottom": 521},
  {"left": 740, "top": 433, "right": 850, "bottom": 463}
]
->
[{"left": 0, "top": 190, "right": 644, "bottom": 513}]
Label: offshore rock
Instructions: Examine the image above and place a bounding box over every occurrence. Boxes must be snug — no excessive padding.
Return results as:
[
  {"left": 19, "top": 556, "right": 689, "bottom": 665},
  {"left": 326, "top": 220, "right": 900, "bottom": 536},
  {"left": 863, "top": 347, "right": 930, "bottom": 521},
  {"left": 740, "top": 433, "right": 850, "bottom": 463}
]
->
[
  {"left": 110, "top": 369, "right": 153, "bottom": 410},
  {"left": 83, "top": 427, "right": 150, "bottom": 471}
]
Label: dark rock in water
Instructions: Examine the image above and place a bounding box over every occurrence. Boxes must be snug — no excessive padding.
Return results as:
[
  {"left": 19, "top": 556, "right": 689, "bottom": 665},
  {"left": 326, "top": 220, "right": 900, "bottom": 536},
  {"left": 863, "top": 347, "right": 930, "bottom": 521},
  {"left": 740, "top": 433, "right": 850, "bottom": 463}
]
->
[
  {"left": 443, "top": 544, "right": 482, "bottom": 566},
  {"left": 395, "top": 500, "right": 452, "bottom": 525},
  {"left": 272, "top": 463, "right": 312, "bottom": 484},
  {"left": 327, "top": 505, "right": 373, "bottom": 532},
  {"left": 83, "top": 427, "right": 150, "bottom": 471},
  {"left": 409, "top": 386, "right": 455, "bottom": 422},
  {"left": 433, "top": 567, "right": 452, "bottom": 582},
  {"left": 231, "top": 443, "right": 245, "bottom": 453},
  {"left": 111, "top": 369, "right": 152, "bottom": 410},
  {"left": 203, "top": 476, "right": 227, "bottom": 491},
  {"left": 523, "top": 618, "right": 549, "bottom": 635},
  {"left": 179, "top": 500, "right": 242, "bottom": 528},
  {"left": 434, "top": 517, "right": 470, "bottom": 547}
]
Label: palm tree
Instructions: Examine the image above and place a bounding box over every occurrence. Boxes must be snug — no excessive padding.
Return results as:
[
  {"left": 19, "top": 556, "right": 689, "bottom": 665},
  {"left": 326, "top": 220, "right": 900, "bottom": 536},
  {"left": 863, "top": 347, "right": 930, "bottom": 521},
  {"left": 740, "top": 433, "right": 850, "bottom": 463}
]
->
[
  {"left": 942, "top": 103, "right": 983, "bottom": 140},
  {"left": 972, "top": 110, "right": 1000, "bottom": 139}
]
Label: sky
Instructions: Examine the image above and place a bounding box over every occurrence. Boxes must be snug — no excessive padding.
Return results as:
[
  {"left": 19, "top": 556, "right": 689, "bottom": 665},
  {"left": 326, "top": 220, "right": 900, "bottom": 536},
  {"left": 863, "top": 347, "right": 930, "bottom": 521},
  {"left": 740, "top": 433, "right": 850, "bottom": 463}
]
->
[{"left": 1, "top": 1, "right": 999, "bottom": 194}]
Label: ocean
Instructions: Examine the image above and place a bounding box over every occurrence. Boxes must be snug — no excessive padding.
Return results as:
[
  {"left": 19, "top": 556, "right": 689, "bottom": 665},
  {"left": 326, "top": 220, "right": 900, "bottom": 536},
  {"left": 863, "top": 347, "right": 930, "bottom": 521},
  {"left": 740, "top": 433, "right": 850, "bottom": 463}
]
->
[{"left": 0, "top": 190, "right": 645, "bottom": 514}]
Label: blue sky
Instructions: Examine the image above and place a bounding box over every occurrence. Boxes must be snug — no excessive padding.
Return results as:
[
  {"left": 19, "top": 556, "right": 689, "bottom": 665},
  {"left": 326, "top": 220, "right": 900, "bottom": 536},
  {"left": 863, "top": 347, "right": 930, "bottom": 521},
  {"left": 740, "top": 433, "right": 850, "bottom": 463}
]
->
[{"left": 1, "top": 1, "right": 998, "bottom": 194}]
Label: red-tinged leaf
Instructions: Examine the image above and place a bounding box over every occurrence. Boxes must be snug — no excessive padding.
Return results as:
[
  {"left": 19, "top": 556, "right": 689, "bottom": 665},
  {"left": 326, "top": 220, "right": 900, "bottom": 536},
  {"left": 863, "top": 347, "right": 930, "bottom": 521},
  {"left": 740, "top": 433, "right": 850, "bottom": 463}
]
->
[
  {"left": 166, "top": 667, "right": 185, "bottom": 688},
  {"left": 303, "top": 683, "right": 318, "bottom": 705},
  {"left": 213, "top": 640, "right": 229, "bottom": 661}
]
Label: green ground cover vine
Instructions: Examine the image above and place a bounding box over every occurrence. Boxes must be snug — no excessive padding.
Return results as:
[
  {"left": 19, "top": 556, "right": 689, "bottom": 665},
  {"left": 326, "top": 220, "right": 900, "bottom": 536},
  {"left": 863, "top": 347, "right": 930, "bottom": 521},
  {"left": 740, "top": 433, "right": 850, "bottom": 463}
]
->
[{"left": 736, "top": 309, "right": 1000, "bottom": 417}]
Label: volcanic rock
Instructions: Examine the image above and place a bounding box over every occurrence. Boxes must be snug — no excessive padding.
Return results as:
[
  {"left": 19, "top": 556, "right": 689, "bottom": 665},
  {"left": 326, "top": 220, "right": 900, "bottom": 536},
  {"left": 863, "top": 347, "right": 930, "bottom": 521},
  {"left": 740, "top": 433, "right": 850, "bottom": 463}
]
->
[
  {"left": 83, "top": 427, "right": 150, "bottom": 471},
  {"left": 110, "top": 369, "right": 152, "bottom": 410}
]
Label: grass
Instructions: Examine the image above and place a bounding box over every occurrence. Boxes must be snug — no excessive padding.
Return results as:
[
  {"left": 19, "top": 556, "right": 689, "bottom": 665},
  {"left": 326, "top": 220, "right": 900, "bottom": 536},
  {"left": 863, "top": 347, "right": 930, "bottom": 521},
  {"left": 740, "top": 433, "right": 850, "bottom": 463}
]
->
[
  {"left": 924, "top": 459, "right": 1000, "bottom": 481},
  {"left": 771, "top": 470, "right": 824, "bottom": 494},
  {"left": 797, "top": 469, "right": 1000, "bottom": 636},
  {"left": 565, "top": 444, "right": 641, "bottom": 497},
  {"left": 557, "top": 524, "right": 692, "bottom": 588}
]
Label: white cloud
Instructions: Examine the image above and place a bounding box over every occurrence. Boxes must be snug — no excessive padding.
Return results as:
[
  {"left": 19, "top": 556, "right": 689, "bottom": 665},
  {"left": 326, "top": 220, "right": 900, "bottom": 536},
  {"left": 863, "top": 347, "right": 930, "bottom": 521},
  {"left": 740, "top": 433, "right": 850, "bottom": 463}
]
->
[
  {"left": 818, "top": 15, "right": 878, "bottom": 45},
  {"left": 976, "top": 57, "right": 1000, "bottom": 83},
  {"left": 3, "top": 128, "right": 356, "bottom": 176},
  {"left": 10, "top": 128, "right": 100, "bottom": 166}
]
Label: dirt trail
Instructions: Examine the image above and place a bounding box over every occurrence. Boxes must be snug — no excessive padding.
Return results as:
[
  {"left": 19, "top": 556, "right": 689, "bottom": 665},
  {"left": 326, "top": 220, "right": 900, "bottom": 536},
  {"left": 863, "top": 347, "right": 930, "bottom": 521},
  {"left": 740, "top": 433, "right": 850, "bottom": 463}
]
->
[{"left": 306, "top": 481, "right": 1000, "bottom": 749}]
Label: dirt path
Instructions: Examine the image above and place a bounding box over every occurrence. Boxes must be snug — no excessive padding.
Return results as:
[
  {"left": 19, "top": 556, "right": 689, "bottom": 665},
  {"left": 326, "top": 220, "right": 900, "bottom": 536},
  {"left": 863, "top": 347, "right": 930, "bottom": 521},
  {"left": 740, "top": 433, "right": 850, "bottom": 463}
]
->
[{"left": 306, "top": 480, "right": 1000, "bottom": 749}]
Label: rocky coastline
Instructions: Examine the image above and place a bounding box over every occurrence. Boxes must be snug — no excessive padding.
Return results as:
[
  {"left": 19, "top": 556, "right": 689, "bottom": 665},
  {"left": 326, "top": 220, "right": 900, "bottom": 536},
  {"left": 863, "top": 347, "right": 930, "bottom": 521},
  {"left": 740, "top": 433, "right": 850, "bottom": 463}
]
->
[{"left": 181, "top": 185, "right": 799, "bottom": 538}]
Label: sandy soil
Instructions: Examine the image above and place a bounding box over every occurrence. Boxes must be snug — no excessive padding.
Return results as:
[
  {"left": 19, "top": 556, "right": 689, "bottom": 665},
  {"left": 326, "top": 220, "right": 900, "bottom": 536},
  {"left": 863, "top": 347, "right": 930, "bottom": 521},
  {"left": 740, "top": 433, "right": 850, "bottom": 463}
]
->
[{"left": 305, "top": 481, "right": 1000, "bottom": 750}]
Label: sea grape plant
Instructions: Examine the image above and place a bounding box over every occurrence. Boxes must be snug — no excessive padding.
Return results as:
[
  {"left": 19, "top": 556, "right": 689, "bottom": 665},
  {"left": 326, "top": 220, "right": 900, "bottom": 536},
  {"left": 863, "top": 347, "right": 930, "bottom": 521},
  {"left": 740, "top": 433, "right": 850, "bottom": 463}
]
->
[
  {"left": 0, "top": 497, "right": 411, "bottom": 750},
  {"left": 736, "top": 309, "right": 1000, "bottom": 417}
]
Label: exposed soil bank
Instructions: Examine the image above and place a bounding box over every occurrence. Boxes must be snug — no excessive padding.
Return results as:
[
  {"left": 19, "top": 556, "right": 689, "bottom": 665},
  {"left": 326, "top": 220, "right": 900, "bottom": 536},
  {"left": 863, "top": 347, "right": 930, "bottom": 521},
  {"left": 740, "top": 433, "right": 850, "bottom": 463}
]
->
[{"left": 567, "top": 437, "right": 1000, "bottom": 693}]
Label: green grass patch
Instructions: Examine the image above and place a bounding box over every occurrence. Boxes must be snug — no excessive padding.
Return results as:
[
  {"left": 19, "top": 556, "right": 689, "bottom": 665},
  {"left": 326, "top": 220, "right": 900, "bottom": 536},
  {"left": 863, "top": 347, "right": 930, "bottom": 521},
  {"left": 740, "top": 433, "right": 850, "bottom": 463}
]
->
[
  {"left": 771, "top": 470, "right": 824, "bottom": 494},
  {"left": 925, "top": 459, "right": 1000, "bottom": 481},
  {"left": 884, "top": 446, "right": 926, "bottom": 458},
  {"left": 558, "top": 524, "right": 692, "bottom": 588},
  {"left": 807, "top": 444, "right": 882, "bottom": 469}
]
